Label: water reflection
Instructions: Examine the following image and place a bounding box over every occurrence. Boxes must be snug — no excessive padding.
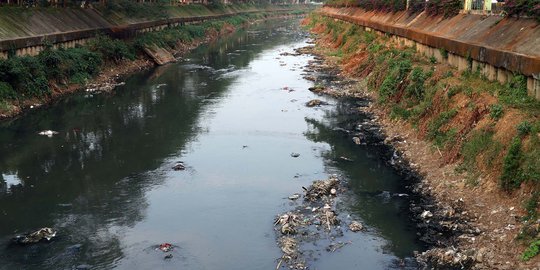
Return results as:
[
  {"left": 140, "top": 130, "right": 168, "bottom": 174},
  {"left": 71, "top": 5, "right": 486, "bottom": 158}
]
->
[
  {"left": 0, "top": 20, "right": 424, "bottom": 270},
  {"left": 304, "top": 99, "right": 425, "bottom": 260},
  {"left": 0, "top": 21, "right": 305, "bottom": 270}
]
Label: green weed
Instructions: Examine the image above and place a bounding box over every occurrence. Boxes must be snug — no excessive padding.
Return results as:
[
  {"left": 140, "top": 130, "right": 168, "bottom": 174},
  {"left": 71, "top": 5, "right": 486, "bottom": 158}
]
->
[{"left": 500, "top": 136, "right": 523, "bottom": 191}]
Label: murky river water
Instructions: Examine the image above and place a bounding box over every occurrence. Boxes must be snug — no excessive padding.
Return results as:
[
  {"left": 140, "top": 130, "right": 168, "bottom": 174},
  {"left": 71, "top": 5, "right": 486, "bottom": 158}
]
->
[{"left": 0, "top": 20, "right": 425, "bottom": 269}]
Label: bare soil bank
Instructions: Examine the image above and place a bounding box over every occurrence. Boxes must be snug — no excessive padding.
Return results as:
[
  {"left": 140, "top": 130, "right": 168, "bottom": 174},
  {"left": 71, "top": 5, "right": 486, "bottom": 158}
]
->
[{"left": 302, "top": 17, "right": 540, "bottom": 269}]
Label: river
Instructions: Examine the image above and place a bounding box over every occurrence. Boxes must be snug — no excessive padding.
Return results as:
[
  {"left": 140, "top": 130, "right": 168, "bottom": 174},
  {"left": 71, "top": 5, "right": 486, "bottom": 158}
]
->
[{"left": 0, "top": 19, "right": 424, "bottom": 269}]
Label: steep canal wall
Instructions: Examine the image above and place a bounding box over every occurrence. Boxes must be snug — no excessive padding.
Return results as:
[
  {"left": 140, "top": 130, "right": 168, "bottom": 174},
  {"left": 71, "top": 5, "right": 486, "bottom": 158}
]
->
[
  {"left": 318, "top": 7, "right": 540, "bottom": 99},
  {"left": 0, "top": 5, "right": 308, "bottom": 59}
]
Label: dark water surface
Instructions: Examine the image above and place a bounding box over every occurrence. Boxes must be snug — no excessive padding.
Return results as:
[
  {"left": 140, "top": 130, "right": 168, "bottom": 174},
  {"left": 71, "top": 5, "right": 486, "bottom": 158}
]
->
[{"left": 0, "top": 20, "right": 424, "bottom": 269}]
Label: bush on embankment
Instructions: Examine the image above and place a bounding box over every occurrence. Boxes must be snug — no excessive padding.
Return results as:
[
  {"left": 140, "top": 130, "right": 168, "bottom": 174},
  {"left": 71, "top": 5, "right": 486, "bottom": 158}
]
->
[
  {"left": 324, "top": 0, "right": 463, "bottom": 16},
  {"left": 0, "top": 13, "right": 260, "bottom": 104},
  {"left": 504, "top": 0, "right": 540, "bottom": 21},
  {"left": 306, "top": 12, "right": 540, "bottom": 259}
]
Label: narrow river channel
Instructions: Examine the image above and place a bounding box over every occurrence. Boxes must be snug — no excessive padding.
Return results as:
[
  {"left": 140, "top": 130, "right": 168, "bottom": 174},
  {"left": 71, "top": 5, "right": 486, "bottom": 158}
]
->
[{"left": 0, "top": 20, "right": 425, "bottom": 269}]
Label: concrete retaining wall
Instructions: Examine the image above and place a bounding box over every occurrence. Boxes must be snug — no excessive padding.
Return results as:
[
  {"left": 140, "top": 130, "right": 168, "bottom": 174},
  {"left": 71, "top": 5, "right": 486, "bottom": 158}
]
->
[
  {"left": 0, "top": 7, "right": 305, "bottom": 59},
  {"left": 319, "top": 7, "right": 540, "bottom": 99}
]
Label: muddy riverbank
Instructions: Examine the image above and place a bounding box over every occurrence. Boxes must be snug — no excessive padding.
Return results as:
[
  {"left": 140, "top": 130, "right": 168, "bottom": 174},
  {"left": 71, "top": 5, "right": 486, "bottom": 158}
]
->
[{"left": 297, "top": 34, "right": 538, "bottom": 268}]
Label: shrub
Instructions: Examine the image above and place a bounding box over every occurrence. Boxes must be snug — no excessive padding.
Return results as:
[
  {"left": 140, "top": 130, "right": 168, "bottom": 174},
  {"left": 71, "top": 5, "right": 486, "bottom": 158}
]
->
[
  {"left": 499, "top": 75, "right": 531, "bottom": 105},
  {"left": 103, "top": 0, "right": 167, "bottom": 19},
  {"left": 522, "top": 239, "right": 540, "bottom": 261},
  {"left": 390, "top": 105, "right": 411, "bottom": 119},
  {"left": 504, "top": 0, "right": 540, "bottom": 21},
  {"left": 406, "top": 67, "right": 428, "bottom": 99},
  {"left": 517, "top": 121, "right": 532, "bottom": 136},
  {"left": 447, "top": 85, "right": 461, "bottom": 98},
  {"left": 0, "top": 56, "right": 49, "bottom": 98},
  {"left": 88, "top": 35, "right": 135, "bottom": 63},
  {"left": 427, "top": 109, "right": 458, "bottom": 146},
  {"left": 408, "top": 0, "right": 426, "bottom": 13},
  {"left": 0, "top": 82, "right": 16, "bottom": 100},
  {"left": 461, "top": 129, "right": 502, "bottom": 169},
  {"left": 489, "top": 103, "right": 504, "bottom": 119},
  {"left": 38, "top": 47, "right": 102, "bottom": 83},
  {"left": 379, "top": 56, "right": 412, "bottom": 101},
  {"left": 425, "top": 0, "right": 462, "bottom": 17},
  {"left": 500, "top": 136, "right": 523, "bottom": 191}
]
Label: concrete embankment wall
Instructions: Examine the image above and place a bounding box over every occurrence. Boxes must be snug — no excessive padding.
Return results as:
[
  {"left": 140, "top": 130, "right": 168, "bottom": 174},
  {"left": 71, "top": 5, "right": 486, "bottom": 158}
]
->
[
  {"left": 0, "top": 6, "right": 306, "bottom": 59},
  {"left": 318, "top": 7, "right": 540, "bottom": 99}
]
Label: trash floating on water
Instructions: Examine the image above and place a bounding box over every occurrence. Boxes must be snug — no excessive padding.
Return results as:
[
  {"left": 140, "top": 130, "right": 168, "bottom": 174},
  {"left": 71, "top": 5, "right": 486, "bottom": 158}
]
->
[
  {"left": 164, "top": 254, "right": 173, "bottom": 259},
  {"left": 349, "top": 221, "right": 364, "bottom": 232},
  {"left": 421, "top": 210, "right": 433, "bottom": 219},
  {"left": 288, "top": 193, "right": 301, "bottom": 200},
  {"left": 158, "top": 243, "right": 173, "bottom": 252},
  {"left": 275, "top": 176, "right": 345, "bottom": 269},
  {"left": 275, "top": 213, "right": 302, "bottom": 235},
  {"left": 303, "top": 176, "right": 339, "bottom": 202},
  {"left": 38, "top": 130, "right": 59, "bottom": 137},
  {"left": 326, "top": 241, "right": 350, "bottom": 252},
  {"left": 172, "top": 162, "right": 185, "bottom": 171},
  {"left": 290, "top": 153, "right": 300, "bottom": 158},
  {"left": 339, "top": 156, "right": 354, "bottom": 162},
  {"left": 305, "top": 99, "right": 328, "bottom": 107},
  {"left": 12, "top": 227, "right": 57, "bottom": 245},
  {"left": 352, "top": 137, "right": 361, "bottom": 145}
]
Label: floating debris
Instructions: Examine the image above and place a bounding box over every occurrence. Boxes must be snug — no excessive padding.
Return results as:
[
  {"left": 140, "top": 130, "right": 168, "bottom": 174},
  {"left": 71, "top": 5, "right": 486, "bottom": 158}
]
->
[
  {"left": 339, "top": 156, "right": 354, "bottom": 162},
  {"left": 303, "top": 177, "right": 339, "bottom": 202},
  {"left": 326, "top": 241, "right": 349, "bottom": 252},
  {"left": 275, "top": 176, "right": 345, "bottom": 269},
  {"left": 278, "top": 237, "right": 306, "bottom": 269},
  {"left": 164, "top": 254, "right": 173, "bottom": 259},
  {"left": 288, "top": 193, "right": 301, "bottom": 200},
  {"left": 275, "top": 213, "right": 302, "bottom": 235},
  {"left": 38, "top": 130, "right": 59, "bottom": 137},
  {"left": 421, "top": 210, "right": 433, "bottom": 219},
  {"left": 290, "top": 153, "right": 300, "bottom": 158},
  {"left": 307, "top": 85, "right": 325, "bottom": 93},
  {"left": 352, "top": 137, "right": 361, "bottom": 145},
  {"left": 305, "top": 99, "right": 328, "bottom": 107},
  {"left": 12, "top": 227, "right": 57, "bottom": 245},
  {"left": 349, "top": 221, "right": 364, "bottom": 232},
  {"left": 172, "top": 162, "right": 185, "bottom": 171},
  {"left": 158, "top": 243, "right": 173, "bottom": 252}
]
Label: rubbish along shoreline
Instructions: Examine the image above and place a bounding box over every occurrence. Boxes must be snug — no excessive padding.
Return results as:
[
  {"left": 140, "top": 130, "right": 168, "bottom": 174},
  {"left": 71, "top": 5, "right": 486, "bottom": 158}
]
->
[{"left": 272, "top": 45, "right": 477, "bottom": 269}]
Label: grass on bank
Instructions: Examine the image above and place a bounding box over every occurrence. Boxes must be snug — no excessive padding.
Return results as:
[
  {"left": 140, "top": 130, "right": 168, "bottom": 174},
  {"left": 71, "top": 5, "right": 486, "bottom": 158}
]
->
[
  {"left": 0, "top": 12, "right": 268, "bottom": 103},
  {"left": 306, "top": 13, "right": 540, "bottom": 259}
]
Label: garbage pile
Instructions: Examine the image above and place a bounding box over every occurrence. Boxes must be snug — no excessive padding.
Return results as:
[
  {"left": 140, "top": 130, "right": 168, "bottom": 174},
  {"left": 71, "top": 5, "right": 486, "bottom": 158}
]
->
[
  {"left": 12, "top": 227, "right": 57, "bottom": 245},
  {"left": 274, "top": 175, "right": 362, "bottom": 269}
]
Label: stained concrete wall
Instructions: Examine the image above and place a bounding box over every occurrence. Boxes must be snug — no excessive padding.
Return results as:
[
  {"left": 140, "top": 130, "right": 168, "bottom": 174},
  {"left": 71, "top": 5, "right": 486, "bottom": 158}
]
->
[
  {"left": 319, "top": 7, "right": 540, "bottom": 99},
  {"left": 0, "top": 7, "right": 306, "bottom": 59}
]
